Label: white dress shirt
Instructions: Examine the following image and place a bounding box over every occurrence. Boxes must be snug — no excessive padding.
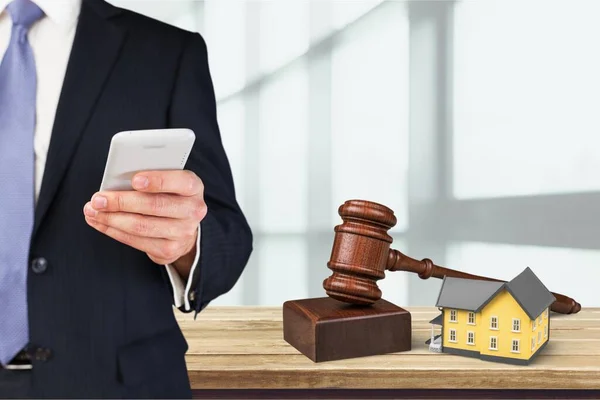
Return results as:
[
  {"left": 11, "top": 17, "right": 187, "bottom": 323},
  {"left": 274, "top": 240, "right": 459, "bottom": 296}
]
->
[{"left": 0, "top": 0, "right": 199, "bottom": 310}]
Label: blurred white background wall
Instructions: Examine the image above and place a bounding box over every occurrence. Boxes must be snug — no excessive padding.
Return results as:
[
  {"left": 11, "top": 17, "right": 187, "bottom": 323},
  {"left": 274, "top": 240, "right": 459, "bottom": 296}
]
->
[{"left": 108, "top": 0, "right": 600, "bottom": 308}]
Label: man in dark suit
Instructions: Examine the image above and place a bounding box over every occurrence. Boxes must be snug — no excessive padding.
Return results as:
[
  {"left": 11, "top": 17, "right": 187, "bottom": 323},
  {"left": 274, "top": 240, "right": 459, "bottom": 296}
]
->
[{"left": 0, "top": 0, "right": 252, "bottom": 398}]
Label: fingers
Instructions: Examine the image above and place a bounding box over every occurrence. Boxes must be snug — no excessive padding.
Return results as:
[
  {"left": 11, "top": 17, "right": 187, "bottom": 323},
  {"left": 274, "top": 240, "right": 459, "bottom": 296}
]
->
[
  {"left": 83, "top": 169, "right": 206, "bottom": 266},
  {"left": 84, "top": 216, "right": 191, "bottom": 265},
  {"left": 131, "top": 170, "right": 203, "bottom": 196},
  {"left": 83, "top": 203, "right": 199, "bottom": 240},
  {"left": 88, "top": 191, "right": 207, "bottom": 220},
  {"left": 87, "top": 170, "right": 207, "bottom": 220}
]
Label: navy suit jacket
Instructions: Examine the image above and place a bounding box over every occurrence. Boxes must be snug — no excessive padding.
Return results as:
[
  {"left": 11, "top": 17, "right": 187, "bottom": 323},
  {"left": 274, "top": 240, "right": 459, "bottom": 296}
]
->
[{"left": 15, "top": 0, "right": 252, "bottom": 397}]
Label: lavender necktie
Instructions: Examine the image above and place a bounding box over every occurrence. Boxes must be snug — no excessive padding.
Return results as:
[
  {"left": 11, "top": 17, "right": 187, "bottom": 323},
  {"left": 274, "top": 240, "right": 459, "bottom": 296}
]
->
[{"left": 0, "top": 0, "right": 44, "bottom": 366}]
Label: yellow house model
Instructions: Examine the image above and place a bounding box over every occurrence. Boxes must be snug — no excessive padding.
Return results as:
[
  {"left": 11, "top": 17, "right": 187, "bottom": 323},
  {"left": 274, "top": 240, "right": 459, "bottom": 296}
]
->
[{"left": 430, "top": 267, "right": 555, "bottom": 365}]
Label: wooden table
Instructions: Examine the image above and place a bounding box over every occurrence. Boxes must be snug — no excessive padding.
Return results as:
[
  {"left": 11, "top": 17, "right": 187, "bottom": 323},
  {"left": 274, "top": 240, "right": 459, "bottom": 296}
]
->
[{"left": 176, "top": 307, "right": 600, "bottom": 399}]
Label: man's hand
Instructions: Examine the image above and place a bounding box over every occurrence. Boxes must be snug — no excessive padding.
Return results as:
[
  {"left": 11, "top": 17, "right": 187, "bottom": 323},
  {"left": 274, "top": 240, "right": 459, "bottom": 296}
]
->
[{"left": 83, "top": 170, "right": 207, "bottom": 279}]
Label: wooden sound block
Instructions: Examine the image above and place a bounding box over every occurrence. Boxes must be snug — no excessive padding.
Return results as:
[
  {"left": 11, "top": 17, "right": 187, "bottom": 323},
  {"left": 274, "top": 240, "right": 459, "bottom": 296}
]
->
[{"left": 283, "top": 297, "right": 411, "bottom": 362}]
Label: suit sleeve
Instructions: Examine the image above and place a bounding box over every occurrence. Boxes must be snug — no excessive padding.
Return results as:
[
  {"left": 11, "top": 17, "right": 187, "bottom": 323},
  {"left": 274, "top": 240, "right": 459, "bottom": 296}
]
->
[{"left": 167, "top": 32, "right": 253, "bottom": 315}]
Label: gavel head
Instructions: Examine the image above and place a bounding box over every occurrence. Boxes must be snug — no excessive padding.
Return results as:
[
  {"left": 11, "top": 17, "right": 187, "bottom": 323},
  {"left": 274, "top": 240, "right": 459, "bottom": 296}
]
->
[{"left": 323, "top": 200, "right": 396, "bottom": 305}]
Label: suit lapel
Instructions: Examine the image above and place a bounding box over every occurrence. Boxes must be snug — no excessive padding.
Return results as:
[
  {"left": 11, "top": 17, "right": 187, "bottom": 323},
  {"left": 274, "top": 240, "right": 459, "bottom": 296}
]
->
[{"left": 33, "top": 0, "right": 126, "bottom": 239}]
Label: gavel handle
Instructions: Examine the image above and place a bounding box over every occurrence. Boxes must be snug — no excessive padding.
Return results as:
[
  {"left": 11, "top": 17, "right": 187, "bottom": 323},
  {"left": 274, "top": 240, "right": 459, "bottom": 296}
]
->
[{"left": 387, "top": 248, "right": 581, "bottom": 315}]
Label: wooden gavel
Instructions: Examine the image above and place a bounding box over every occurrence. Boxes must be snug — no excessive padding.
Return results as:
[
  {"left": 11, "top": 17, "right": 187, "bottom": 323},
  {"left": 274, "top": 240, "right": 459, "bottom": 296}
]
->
[{"left": 323, "top": 200, "right": 581, "bottom": 314}]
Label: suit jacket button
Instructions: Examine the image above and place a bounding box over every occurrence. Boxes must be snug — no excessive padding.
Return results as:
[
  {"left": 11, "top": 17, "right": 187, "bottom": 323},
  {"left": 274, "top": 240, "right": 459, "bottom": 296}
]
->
[
  {"left": 31, "top": 257, "right": 48, "bottom": 274},
  {"left": 34, "top": 347, "right": 52, "bottom": 361}
]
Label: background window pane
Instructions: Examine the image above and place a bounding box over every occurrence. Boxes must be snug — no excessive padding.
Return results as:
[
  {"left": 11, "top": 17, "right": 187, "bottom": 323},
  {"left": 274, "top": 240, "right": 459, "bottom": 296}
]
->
[
  {"left": 258, "top": 236, "right": 308, "bottom": 305},
  {"left": 258, "top": 65, "right": 309, "bottom": 233},
  {"left": 446, "top": 241, "right": 600, "bottom": 307},
  {"left": 453, "top": 0, "right": 600, "bottom": 199},
  {"left": 332, "top": 0, "right": 385, "bottom": 30},
  {"left": 203, "top": 0, "right": 246, "bottom": 100},
  {"left": 331, "top": 4, "right": 409, "bottom": 231},
  {"left": 259, "top": 0, "right": 309, "bottom": 74},
  {"left": 216, "top": 98, "right": 245, "bottom": 210}
]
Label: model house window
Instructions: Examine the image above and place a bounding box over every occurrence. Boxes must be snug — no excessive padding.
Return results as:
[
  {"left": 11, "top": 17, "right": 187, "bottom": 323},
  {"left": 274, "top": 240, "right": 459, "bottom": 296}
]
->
[
  {"left": 538, "top": 331, "right": 542, "bottom": 344},
  {"left": 468, "top": 312, "right": 475, "bottom": 325},
  {"left": 531, "top": 337, "right": 535, "bottom": 351},
  {"left": 449, "top": 329, "right": 457, "bottom": 343},
  {"left": 545, "top": 325, "right": 548, "bottom": 338},
  {"left": 545, "top": 309, "right": 549, "bottom": 319},
  {"left": 489, "top": 336, "right": 498, "bottom": 350},
  {"left": 533, "top": 318, "right": 536, "bottom": 330},
  {"left": 450, "top": 310, "right": 457, "bottom": 322},
  {"left": 512, "top": 339, "right": 520, "bottom": 353},
  {"left": 490, "top": 316, "right": 498, "bottom": 330},
  {"left": 467, "top": 331, "right": 475, "bottom": 345},
  {"left": 512, "top": 318, "right": 521, "bottom": 332}
]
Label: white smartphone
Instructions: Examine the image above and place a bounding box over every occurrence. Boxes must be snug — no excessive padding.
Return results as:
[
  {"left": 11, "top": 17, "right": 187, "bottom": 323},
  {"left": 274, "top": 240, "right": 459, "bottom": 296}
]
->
[{"left": 99, "top": 128, "right": 196, "bottom": 191}]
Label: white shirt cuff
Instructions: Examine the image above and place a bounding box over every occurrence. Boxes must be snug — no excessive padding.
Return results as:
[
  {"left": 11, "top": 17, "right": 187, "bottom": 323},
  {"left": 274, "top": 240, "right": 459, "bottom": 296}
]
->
[{"left": 165, "top": 225, "right": 201, "bottom": 311}]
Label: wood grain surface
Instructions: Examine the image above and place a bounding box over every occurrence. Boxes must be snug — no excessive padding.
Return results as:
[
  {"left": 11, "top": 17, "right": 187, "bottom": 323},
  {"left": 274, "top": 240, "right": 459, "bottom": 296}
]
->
[{"left": 177, "top": 307, "right": 600, "bottom": 390}]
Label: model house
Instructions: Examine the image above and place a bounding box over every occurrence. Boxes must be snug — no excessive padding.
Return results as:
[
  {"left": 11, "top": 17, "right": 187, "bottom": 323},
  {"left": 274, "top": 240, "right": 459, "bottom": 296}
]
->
[{"left": 429, "top": 267, "right": 555, "bottom": 365}]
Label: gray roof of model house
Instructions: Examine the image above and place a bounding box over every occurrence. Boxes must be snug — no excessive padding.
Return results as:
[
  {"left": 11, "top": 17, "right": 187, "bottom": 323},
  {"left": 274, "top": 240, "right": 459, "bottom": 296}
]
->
[
  {"left": 505, "top": 267, "right": 557, "bottom": 320},
  {"left": 429, "top": 314, "right": 443, "bottom": 325},
  {"left": 435, "top": 267, "right": 556, "bottom": 320}
]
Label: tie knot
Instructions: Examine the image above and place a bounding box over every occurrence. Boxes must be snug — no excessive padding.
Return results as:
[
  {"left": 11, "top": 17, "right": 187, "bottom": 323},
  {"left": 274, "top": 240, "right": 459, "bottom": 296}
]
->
[{"left": 6, "top": 0, "right": 43, "bottom": 30}]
